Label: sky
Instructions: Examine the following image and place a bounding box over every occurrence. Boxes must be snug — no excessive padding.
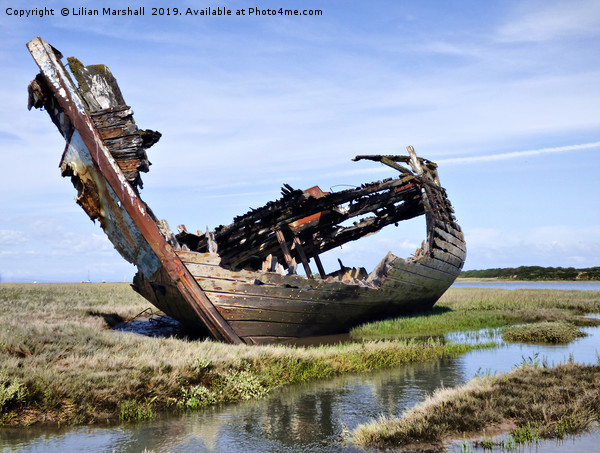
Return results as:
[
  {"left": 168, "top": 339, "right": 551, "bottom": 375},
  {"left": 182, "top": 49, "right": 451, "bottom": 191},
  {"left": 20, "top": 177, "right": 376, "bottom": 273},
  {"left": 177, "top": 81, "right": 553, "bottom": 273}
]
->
[{"left": 1, "top": 0, "right": 599, "bottom": 282}]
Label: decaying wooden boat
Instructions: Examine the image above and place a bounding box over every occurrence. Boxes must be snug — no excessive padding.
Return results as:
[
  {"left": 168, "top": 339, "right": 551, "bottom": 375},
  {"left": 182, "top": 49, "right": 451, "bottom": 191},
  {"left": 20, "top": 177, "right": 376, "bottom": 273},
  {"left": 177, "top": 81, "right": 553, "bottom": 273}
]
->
[{"left": 27, "top": 37, "right": 466, "bottom": 344}]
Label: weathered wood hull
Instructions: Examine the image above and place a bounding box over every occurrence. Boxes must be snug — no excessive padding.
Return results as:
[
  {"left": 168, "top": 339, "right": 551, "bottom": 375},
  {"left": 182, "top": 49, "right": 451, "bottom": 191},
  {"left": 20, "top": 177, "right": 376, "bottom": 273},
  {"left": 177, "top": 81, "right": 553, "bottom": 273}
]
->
[
  {"left": 132, "top": 218, "right": 465, "bottom": 344},
  {"left": 28, "top": 37, "right": 466, "bottom": 345}
]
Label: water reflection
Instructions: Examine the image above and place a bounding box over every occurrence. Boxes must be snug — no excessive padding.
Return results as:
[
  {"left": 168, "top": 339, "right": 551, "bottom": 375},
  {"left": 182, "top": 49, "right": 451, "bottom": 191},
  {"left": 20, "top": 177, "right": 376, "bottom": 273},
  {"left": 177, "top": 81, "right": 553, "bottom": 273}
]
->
[
  {"left": 2, "top": 321, "right": 600, "bottom": 452},
  {"left": 166, "top": 357, "right": 470, "bottom": 452},
  {"left": 0, "top": 358, "right": 468, "bottom": 453}
]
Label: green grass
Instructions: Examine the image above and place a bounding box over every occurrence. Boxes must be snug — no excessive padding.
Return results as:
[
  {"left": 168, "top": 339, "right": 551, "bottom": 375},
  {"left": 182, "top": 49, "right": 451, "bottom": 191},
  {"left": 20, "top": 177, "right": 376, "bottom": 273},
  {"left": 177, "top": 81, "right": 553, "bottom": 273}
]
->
[
  {"left": 0, "top": 283, "right": 487, "bottom": 427},
  {"left": 351, "top": 287, "right": 600, "bottom": 339},
  {"left": 502, "top": 321, "right": 587, "bottom": 344},
  {"left": 351, "top": 307, "right": 512, "bottom": 339}
]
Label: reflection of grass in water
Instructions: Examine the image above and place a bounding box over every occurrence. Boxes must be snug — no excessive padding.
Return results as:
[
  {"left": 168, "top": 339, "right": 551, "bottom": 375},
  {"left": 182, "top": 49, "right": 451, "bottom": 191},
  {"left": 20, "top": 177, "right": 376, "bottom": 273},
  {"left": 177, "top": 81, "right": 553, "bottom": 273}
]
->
[
  {"left": 0, "top": 283, "right": 489, "bottom": 427},
  {"left": 351, "top": 287, "right": 600, "bottom": 340},
  {"left": 446, "top": 327, "right": 503, "bottom": 345},
  {"left": 353, "top": 360, "right": 600, "bottom": 450}
]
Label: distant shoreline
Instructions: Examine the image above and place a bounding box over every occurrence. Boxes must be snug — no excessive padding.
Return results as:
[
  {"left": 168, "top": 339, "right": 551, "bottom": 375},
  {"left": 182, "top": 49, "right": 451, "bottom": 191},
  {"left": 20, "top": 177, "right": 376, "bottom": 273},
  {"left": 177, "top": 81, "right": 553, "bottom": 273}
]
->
[{"left": 459, "top": 266, "right": 600, "bottom": 281}]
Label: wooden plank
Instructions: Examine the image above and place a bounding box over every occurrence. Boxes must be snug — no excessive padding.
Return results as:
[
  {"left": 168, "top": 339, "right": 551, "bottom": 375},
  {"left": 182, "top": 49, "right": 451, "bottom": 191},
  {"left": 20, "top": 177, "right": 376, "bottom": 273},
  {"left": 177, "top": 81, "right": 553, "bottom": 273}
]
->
[
  {"left": 387, "top": 263, "right": 443, "bottom": 284},
  {"left": 205, "top": 289, "right": 392, "bottom": 312},
  {"left": 96, "top": 124, "right": 138, "bottom": 139},
  {"left": 418, "top": 260, "right": 464, "bottom": 279},
  {"left": 433, "top": 237, "right": 466, "bottom": 261},
  {"left": 385, "top": 255, "right": 455, "bottom": 281},
  {"left": 433, "top": 226, "right": 466, "bottom": 252},
  {"left": 184, "top": 260, "right": 378, "bottom": 294},
  {"left": 427, "top": 256, "right": 463, "bottom": 276},
  {"left": 209, "top": 292, "right": 332, "bottom": 313},
  {"left": 217, "top": 305, "right": 352, "bottom": 325},
  {"left": 378, "top": 263, "right": 452, "bottom": 292},
  {"left": 184, "top": 261, "right": 299, "bottom": 285},
  {"left": 198, "top": 278, "right": 344, "bottom": 302},
  {"left": 383, "top": 268, "right": 445, "bottom": 287},
  {"left": 102, "top": 135, "right": 143, "bottom": 151},
  {"left": 313, "top": 254, "right": 326, "bottom": 278},
  {"left": 306, "top": 236, "right": 327, "bottom": 277},
  {"left": 91, "top": 109, "right": 136, "bottom": 130},
  {"left": 218, "top": 305, "right": 401, "bottom": 333},
  {"left": 433, "top": 218, "right": 463, "bottom": 237},
  {"left": 206, "top": 288, "right": 393, "bottom": 313},
  {"left": 292, "top": 235, "right": 313, "bottom": 278},
  {"left": 438, "top": 223, "right": 465, "bottom": 244},
  {"left": 432, "top": 249, "right": 464, "bottom": 270},
  {"left": 227, "top": 320, "right": 341, "bottom": 338},
  {"left": 383, "top": 271, "right": 451, "bottom": 293},
  {"left": 177, "top": 250, "right": 222, "bottom": 266},
  {"left": 275, "top": 228, "right": 293, "bottom": 267},
  {"left": 226, "top": 300, "right": 410, "bottom": 338}
]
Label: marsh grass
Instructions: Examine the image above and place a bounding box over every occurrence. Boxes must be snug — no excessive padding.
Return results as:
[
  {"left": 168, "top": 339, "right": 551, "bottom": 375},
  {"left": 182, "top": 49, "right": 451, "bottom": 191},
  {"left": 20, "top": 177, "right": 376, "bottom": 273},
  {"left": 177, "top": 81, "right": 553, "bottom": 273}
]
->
[
  {"left": 502, "top": 321, "right": 587, "bottom": 344},
  {"left": 353, "top": 361, "right": 600, "bottom": 450},
  {"left": 0, "top": 283, "right": 486, "bottom": 426},
  {"left": 351, "top": 287, "right": 600, "bottom": 339}
]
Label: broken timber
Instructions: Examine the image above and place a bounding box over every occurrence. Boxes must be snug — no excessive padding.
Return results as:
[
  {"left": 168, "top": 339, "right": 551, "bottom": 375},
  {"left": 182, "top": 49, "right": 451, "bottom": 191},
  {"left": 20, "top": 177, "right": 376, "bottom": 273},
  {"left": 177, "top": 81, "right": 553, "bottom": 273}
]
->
[{"left": 27, "top": 37, "right": 466, "bottom": 345}]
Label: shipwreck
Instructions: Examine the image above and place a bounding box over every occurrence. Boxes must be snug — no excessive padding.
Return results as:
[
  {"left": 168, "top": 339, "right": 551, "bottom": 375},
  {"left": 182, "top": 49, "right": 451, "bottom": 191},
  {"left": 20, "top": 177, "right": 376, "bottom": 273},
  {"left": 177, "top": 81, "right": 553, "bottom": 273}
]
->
[{"left": 27, "top": 37, "right": 466, "bottom": 344}]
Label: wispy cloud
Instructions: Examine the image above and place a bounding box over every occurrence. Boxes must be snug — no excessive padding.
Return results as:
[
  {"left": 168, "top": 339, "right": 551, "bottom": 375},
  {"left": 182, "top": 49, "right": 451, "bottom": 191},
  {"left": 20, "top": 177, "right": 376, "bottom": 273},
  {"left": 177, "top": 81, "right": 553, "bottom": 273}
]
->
[
  {"left": 464, "top": 225, "right": 600, "bottom": 269},
  {"left": 438, "top": 142, "right": 600, "bottom": 165},
  {"left": 0, "top": 230, "right": 28, "bottom": 246},
  {"left": 497, "top": 0, "right": 600, "bottom": 42}
]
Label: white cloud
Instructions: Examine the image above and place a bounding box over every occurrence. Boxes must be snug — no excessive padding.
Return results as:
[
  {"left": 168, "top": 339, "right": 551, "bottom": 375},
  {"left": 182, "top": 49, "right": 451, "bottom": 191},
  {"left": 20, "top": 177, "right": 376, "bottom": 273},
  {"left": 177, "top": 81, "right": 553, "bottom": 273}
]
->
[
  {"left": 438, "top": 141, "right": 600, "bottom": 165},
  {"left": 464, "top": 225, "right": 600, "bottom": 269},
  {"left": 0, "top": 230, "right": 28, "bottom": 246},
  {"left": 497, "top": 0, "right": 600, "bottom": 43},
  {"left": 51, "top": 232, "right": 115, "bottom": 254}
]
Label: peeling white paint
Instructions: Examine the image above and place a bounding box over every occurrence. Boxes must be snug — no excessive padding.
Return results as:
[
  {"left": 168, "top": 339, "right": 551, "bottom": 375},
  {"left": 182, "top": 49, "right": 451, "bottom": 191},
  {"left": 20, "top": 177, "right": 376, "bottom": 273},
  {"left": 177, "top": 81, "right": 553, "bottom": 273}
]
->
[
  {"left": 89, "top": 73, "right": 114, "bottom": 110},
  {"left": 63, "top": 130, "right": 161, "bottom": 277}
]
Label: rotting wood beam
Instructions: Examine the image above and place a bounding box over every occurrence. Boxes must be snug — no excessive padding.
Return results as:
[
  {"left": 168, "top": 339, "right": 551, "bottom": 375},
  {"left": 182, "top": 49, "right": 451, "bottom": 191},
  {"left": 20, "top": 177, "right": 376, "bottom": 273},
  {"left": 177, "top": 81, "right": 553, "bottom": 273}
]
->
[
  {"left": 306, "top": 236, "right": 326, "bottom": 277},
  {"left": 227, "top": 191, "right": 424, "bottom": 270},
  {"left": 274, "top": 228, "right": 293, "bottom": 267},
  {"left": 214, "top": 181, "right": 416, "bottom": 249},
  {"left": 292, "top": 235, "right": 313, "bottom": 279},
  {"left": 313, "top": 204, "right": 424, "bottom": 255},
  {"left": 212, "top": 181, "right": 424, "bottom": 269},
  {"left": 215, "top": 175, "right": 417, "bottom": 238}
]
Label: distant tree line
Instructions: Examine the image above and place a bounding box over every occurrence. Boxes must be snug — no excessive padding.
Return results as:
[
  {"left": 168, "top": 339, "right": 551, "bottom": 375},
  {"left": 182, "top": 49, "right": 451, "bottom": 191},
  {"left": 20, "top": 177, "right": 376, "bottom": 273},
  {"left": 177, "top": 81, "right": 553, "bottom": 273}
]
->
[{"left": 460, "top": 266, "right": 600, "bottom": 281}]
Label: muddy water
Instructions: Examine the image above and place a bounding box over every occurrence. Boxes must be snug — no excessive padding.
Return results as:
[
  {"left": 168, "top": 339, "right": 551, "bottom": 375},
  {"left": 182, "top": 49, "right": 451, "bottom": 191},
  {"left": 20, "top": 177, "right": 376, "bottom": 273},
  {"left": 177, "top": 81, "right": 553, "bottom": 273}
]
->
[{"left": 2, "top": 322, "right": 600, "bottom": 452}]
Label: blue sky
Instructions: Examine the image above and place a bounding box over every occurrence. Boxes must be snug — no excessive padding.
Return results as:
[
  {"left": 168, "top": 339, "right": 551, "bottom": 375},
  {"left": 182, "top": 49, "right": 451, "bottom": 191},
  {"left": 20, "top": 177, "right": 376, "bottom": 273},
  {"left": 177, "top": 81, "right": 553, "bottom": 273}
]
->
[{"left": 1, "top": 0, "right": 599, "bottom": 282}]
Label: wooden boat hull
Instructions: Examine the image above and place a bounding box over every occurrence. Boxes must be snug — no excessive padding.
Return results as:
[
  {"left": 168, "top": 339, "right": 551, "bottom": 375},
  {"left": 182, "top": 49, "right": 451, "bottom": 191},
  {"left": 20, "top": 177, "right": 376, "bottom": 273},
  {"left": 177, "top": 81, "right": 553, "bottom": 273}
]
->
[
  {"left": 27, "top": 37, "right": 466, "bottom": 345},
  {"left": 133, "top": 217, "right": 465, "bottom": 345}
]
